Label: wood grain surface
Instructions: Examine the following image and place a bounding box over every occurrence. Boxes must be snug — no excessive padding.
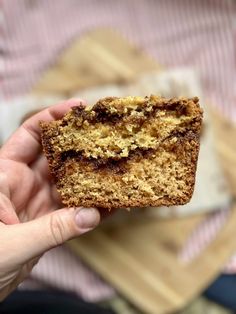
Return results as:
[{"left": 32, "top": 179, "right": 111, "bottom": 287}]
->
[{"left": 33, "top": 29, "right": 159, "bottom": 97}]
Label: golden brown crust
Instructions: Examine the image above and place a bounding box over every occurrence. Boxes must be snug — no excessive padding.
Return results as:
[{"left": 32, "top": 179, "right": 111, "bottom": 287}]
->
[{"left": 40, "top": 95, "right": 203, "bottom": 210}]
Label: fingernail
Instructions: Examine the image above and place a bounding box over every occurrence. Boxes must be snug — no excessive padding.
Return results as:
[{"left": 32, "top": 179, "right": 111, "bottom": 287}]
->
[{"left": 75, "top": 208, "right": 100, "bottom": 230}]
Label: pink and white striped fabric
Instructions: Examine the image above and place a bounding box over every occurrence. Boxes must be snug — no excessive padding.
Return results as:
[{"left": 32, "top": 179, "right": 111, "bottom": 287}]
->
[
  {"left": 19, "top": 245, "right": 115, "bottom": 301},
  {"left": 179, "top": 207, "right": 231, "bottom": 264},
  {"left": 2, "top": 0, "right": 236, "bottom": 120},
  {"left": 1, "top": 0, "right": 236, "bottom": 300}
]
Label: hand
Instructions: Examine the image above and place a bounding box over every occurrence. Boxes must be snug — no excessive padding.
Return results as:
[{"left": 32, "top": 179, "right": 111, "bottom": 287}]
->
[{"left": 0, "top": 99, "right": 100, "bottom": 301}]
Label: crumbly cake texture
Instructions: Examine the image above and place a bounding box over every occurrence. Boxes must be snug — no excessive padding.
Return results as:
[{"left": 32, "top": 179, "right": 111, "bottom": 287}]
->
[{"left": 40, "top": 96, "right": 203, "bottom": 210}]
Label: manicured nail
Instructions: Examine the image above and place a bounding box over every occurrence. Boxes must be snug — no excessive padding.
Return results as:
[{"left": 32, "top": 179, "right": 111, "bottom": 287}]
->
[{"left": 75, "top": 208, "right": 100, "bottom": 230}]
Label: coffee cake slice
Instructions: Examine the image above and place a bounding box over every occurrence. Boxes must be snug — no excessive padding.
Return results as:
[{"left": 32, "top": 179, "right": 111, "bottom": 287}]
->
[{"left": 40, "top": 96, "right": 203, "bottom": 210}]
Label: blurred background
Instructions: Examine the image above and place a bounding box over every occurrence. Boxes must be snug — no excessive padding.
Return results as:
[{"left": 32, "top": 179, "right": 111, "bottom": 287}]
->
[{"left": 1, "top": 1, "right": 236, "bottom": 313}]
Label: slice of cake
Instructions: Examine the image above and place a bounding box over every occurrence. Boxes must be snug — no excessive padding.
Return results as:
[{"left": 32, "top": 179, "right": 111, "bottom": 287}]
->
[{"left": 40, "top": 96, "right": 203, "bottom": 210}]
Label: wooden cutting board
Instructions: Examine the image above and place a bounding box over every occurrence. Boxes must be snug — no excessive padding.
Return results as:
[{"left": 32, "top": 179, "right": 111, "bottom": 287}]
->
[
  {"left": 68, "top": 208, "right": 236, "bottom": 314},
  {"left": 33, "top": 29, "right": 236, "bottom": 314},
  {"left": 33, "top": 29, "right": 159, "bottom": 97}
]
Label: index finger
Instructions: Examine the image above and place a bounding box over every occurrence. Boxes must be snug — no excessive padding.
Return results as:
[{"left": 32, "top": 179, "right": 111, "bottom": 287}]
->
[{"left": 0, "top": 99, "right": 85, "bottom": 164}]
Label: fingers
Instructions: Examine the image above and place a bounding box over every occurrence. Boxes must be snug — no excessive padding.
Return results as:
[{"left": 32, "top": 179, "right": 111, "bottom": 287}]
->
[
  {"left": 22, "top": 98, "right": 85, "bottom": 145},
  {"left": 0, "top": 174, "right": 19, "bottom": 224},
  {"left": 0, "top": 99, "right": 85, "bottom": 164},
  {"left": 1, "top": 207, "right": 100, "bottom": 266},
  {"left": 0, "top": 194, "right": 19, "bottom": 224}
]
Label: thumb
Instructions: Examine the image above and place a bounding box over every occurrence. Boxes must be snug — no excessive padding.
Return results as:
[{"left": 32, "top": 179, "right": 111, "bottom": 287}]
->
[{"left": 4, "top": 207, "right": 100, "bottom": 265}]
